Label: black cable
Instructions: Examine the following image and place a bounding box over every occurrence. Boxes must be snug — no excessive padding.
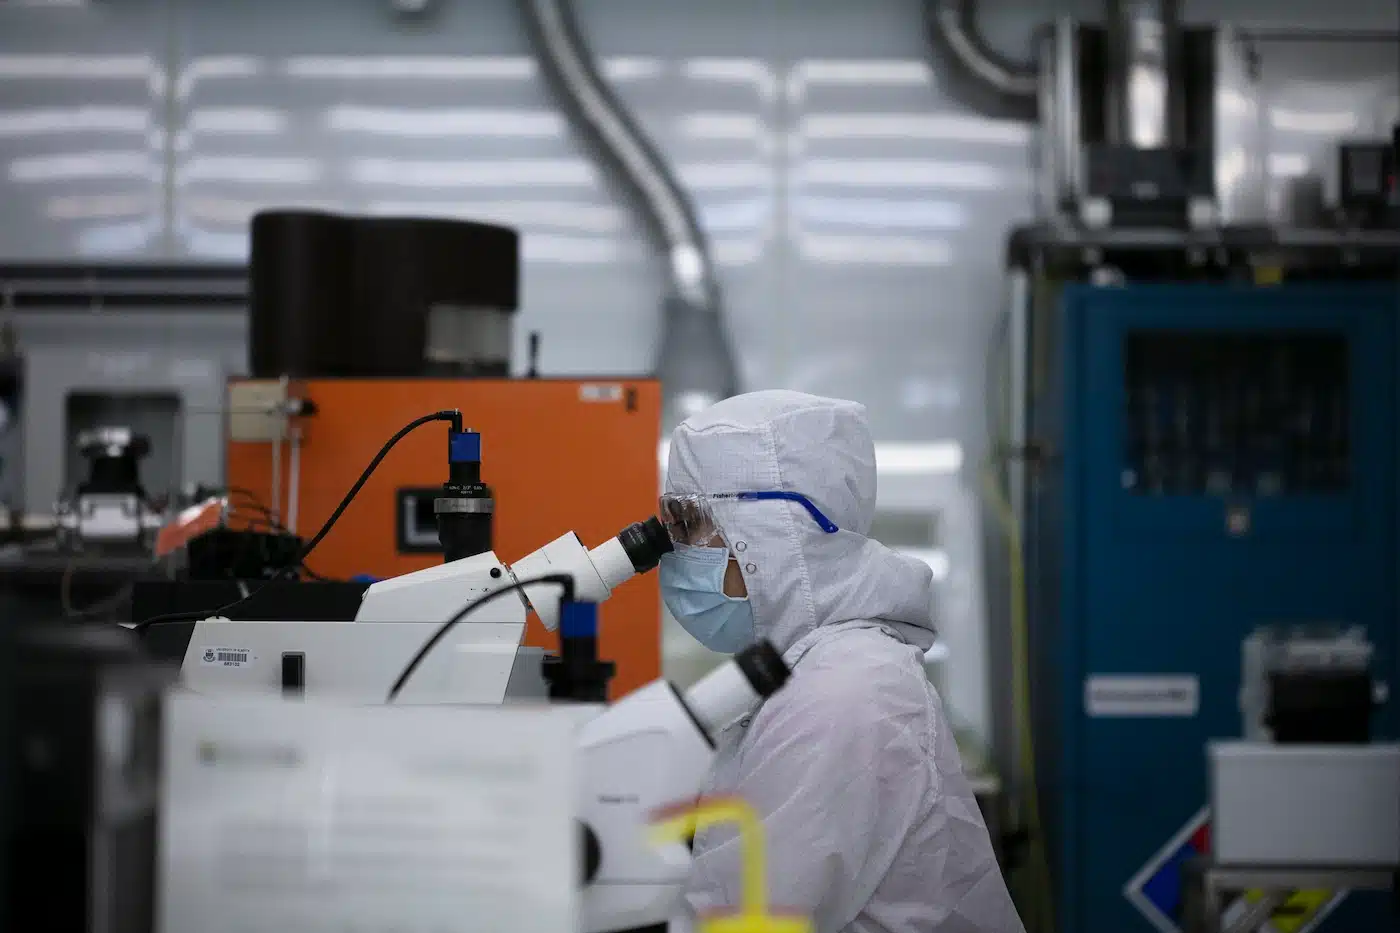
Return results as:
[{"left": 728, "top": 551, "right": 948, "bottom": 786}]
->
[
  {"left": 228, "top": 497, "right": 283, "bottom": 526},
  {"left": 386, "top": 573, "right": 574, "bottom": 703},
  {"left": 292, "top": 409, "right": 460, "bottom": 566},
  {"left": 132, "top": 585, "right": 257, "bottom": 632},
  {"left": 224, "top": 491, "right": 336, "bottom": 581},
  {"left": 297, "top": 563, "right": 337, "bottom": 583},
  {"left": 134, "top": 409, "right": 461, "bottom": 631}
]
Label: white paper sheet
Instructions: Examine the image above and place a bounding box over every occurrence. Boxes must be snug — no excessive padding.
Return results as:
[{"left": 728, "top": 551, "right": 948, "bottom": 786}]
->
[{"left": 159, "top": 692, "right": 578, "bottom": 933}]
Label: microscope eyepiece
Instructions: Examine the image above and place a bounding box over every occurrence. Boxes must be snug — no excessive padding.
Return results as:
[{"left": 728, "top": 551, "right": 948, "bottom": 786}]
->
[
  {"left": 616, "top": 516, "right": 673, "bottom": 573},
  {"left": 678, "top": 639, "right": 792, "bottom": 742},
  {"left": 735, "top": 640, "right": 790, "bottom": 699}
]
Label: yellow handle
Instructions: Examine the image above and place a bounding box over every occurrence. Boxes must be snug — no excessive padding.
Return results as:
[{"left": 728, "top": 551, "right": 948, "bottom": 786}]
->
[{"left": 651, "top": 797, "right": 813, "bottom": 933}]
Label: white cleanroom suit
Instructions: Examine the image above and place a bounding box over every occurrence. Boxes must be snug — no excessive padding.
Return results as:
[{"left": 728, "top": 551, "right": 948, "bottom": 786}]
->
[{"left": 665, "top": 389, "right": 1025, "bottom": 933}]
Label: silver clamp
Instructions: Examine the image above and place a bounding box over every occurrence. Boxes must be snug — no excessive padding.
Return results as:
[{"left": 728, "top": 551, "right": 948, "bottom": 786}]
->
[{"left": 434, "top": 497, "right": 495, "bottom": 515}]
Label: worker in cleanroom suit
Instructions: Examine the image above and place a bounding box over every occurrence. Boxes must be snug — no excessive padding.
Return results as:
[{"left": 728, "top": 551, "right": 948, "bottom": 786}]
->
[{"left": 659, "top": 390, "right": 1024, "bottom": 933}]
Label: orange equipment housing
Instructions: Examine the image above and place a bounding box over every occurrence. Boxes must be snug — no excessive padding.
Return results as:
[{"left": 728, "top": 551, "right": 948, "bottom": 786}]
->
[{"left": 225, "top": 378, "right": 662, "bottom": 698}]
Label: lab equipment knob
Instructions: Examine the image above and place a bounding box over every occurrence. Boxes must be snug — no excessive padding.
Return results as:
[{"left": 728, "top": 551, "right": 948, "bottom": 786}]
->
[{"left": 580, "top": 821, "right": 601, "bottom": 885}]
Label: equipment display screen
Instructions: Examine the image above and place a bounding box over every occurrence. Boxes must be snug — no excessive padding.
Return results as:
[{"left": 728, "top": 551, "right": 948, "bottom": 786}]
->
[
  {"left": 396, "top": 487, "right": 444, "bottom": 553},
  {"left": 1123, "top": 330, "right": 1350, "bottom": 496}
]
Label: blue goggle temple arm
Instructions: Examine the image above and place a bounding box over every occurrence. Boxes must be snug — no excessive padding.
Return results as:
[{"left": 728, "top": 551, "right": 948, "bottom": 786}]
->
[{"left": 720, "top": 491, "right": 839, "bottom": 534}]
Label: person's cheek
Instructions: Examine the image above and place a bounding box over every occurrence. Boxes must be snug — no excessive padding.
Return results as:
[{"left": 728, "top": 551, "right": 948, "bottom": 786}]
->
[{"left": 723, "top": 559, "right": 748, "bottom": 598}]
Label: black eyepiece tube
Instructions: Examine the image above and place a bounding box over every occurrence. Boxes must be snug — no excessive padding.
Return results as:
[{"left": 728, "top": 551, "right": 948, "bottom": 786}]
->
[
  {"left": 616, "top": 515, "right": 673, "bottom": 573},
  {"left": 735, "top": 640, "right": 790, "bottom": 699}
]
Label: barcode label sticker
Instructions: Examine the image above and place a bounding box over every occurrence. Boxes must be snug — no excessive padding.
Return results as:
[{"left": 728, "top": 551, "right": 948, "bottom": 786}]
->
[
  {"left": 200, "top": 647, "right": 253, "bottom": 668},
  {"left": 579, "top": 384, "right": 623, "bottom": 403}
]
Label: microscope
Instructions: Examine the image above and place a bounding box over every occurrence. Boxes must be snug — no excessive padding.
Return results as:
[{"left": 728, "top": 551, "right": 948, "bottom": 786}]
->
[
  {"left": 156, "top": 408, "right": 674, "bottom": 703},
  {"left": 573, "top": 634, "right": 789, "bottom": 932},
  {"left": 164, "top": 513, "right": 674, "bottom": 702},
  {"left": 158, "top": 527, "right": 791, "bottom": 933},
  {"left": 52, "top": 426, "right": 165, "bottom": 551},
  {"left": 140, "top": 409, "right": 794, "bottom": 933}
]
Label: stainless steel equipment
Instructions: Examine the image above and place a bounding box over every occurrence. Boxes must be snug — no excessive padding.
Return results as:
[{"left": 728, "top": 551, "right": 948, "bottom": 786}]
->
[
  {"left": 1214, "top": 626, "right": 1397, "bottom": 869},
  {"left": 1337, "top": 141, "right": 1398, "bottom": 230},
  {"left": 1035, "top": 3, "right": 1222, "bottom": 230},
  {"left": 1239, "top": 625, "right": 1381, "bottom": 743},
  {"left": 54, "top": 426, "right": 164, "bottom": 551},
  {"left": 0, "top": 266, "right": 264, "bottom": 521},
  {"left": 1209, "top": 742, "right": 1400, "bottom": 868},
  {"left": 940, "top": 2, "right": 1400, "bottom": 235},
  {"left": 1191, "top": 628, "right": 1399, "bottom": 931}
]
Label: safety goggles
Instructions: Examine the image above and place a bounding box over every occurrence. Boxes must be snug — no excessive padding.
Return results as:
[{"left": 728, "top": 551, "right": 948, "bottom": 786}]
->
[{"left": 658, "top": 492, "right": 839, "bottom": 547}]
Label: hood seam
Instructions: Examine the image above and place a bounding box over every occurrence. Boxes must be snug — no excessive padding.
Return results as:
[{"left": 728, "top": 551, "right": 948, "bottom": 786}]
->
[{"left": 767, "top": 420, "right": 818, "bottom": 653}]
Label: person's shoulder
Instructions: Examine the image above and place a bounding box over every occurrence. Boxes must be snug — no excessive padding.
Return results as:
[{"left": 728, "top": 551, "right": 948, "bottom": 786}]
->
[
  {"left": 762, "top": 631, "right": 932, "bottom": 735},
  {"left": 803, "top": 626, "right": 930, "bottom": 691}
]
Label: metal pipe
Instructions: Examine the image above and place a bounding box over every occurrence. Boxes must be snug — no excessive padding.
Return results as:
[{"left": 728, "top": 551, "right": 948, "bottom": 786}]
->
[
  {"left": 1003, "top": 263, "right": 1032, "bottom": 838},
  {"left": 1006, "top": 268, "right": 1030, "bottom": 538},
  {"left": 1035, "top": 24, "right": 1061, "bottom": 218},
  {"left": 286, "top": 427, "right": 301, "bottom": 535},
  {"left": 270, "top": 375, "right": 286, "bottom": 525},
  {"left": 1238, "top": 28, "right": 1399, "bottom": 43},
  {"left": 1054, "top": 19, "right": 1081, "bottom": 208},
  {"left": 270, "top": 433, "right": 282, "bottom": 527},
  {"left": 518, "top": 0, "right": 737, "bottom": 423},
  {"left": 926, "top": 0, "right": 1039, "bottom": 101},
  {"left": 1106, "top": 0, "right": 1177, "bottom": 149}
]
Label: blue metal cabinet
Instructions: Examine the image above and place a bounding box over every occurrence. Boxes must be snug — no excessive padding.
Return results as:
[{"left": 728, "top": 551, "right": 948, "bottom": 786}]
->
[{"left": 1031, "top": 283, "right": 1399, "bottom": 933}]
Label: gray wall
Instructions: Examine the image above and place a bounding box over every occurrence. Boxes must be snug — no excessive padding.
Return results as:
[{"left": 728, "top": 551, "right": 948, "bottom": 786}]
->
[
  {"left": 3, "top": 0, "right": 1394, "bottom": 436},
  {"left": 1, "top": 0, "right": 1396, "bottom": 745}
]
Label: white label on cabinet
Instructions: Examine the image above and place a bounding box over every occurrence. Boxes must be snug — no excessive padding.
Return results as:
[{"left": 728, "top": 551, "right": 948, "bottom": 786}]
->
[
  {"left": 579, "top": 383, "right": 623, "bottom": 403},
  {"left": 1085, "top": 675, "right": 1199, "bottom": 718}
]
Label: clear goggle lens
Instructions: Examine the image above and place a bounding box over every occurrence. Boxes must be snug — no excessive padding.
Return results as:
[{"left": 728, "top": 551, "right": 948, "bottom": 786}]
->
[{"left": 658, "top": 494, "right": 723, "bottom": 547}]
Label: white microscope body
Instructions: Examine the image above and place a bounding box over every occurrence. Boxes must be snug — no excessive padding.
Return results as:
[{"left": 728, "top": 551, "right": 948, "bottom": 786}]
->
[
  {"left": 173, "top": 524, "right": 659, "bottom": 703},
  {"left": 157, "top": 517, "right": 788, "bottom": 933},
  {"left": 575, "top": 649, "right": 784, "bottom": 932}
]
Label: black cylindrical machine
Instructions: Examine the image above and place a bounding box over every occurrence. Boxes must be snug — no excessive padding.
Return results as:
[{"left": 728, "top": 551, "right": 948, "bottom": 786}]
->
[
  {"left": 248, "top": 210, "right": 357, "bottom": 379},
  {"left": 75, "top": 427, "right": 150, "bottom": 498},
  {"left": 249, "top": 211, "right": 521, "bottom": 379}
]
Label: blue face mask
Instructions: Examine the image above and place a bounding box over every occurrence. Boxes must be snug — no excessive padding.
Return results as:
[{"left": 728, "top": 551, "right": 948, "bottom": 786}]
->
[{"left": 658, "top": 544, "right": 755, "bottom": 654}]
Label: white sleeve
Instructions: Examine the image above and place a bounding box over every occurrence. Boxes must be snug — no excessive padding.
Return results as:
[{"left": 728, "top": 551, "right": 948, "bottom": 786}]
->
[{"left": 683, "top": 678, "right": 928, "bottom": 933}]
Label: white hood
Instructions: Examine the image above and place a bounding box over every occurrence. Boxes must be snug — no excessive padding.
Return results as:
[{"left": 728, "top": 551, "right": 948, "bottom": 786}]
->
[{"left": 665, "top": 390, "right": 936, "bottom": 656}]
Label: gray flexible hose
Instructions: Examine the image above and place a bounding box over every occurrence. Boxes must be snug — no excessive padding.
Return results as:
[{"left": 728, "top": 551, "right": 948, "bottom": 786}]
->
[
  {"left": 519, "top": 0, "right": 738, "bottom": 422},
  {"left": 927, "top": 0, "right": 1039, "bottom": 101}
]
